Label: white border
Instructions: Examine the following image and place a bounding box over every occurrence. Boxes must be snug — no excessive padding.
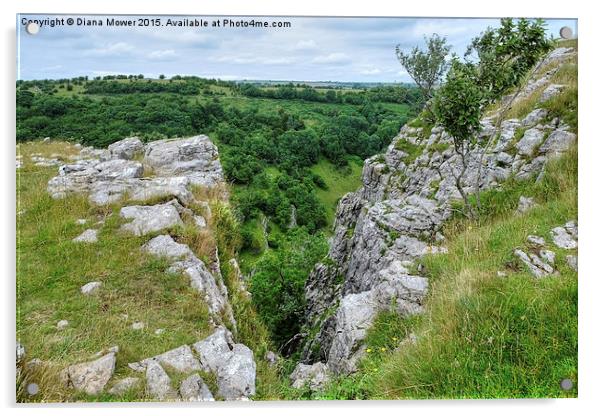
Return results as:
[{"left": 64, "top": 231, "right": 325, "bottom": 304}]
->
[{"left": 2, "top": 1, "right": 600, "bottom": 415}]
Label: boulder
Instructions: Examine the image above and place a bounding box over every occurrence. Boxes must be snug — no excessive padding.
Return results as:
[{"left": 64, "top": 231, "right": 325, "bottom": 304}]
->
[
  {"left": 94, "top": 159, "right": 143, "bottom": 180},
  {"left": 57, "top": 320, "right": 69, "bottom": 330},
  {"left": 193, "top": 327, "right": 256, "bottom": 400},
  {"left": 516, "top": 128, "right": 545, "bottom": 157},
  {"left": 108, "top": 137, "right": 144, "bottom": 160},
  {"left": 540, "top": 84, "right": 564, "bottom": 102},
  {"left": 137, "top": 345, "right": 201, "bottom": 374},
  {"left": 145, "top": 360, "right": 178, "bottom": 401},
  {"left": 72, "top": 229, "right": 98, "bottom": 243},
  {"left": 81, "top": 281, "right": 102, "bottom": 295},
  {"left": 539, "top": 130, "right": 576, "bottom": 156},
  {"left": 216, "top": 343, "right": 256, "bottom": 400},
  {"left": 179, "top": 374, "right": 214, "bottom": 401},
  {"left": 521, "top": 108, "right": 548, "bottom": 126},
  {"left": 120, "top": 203, "right": 183, "bottom": 236},
  {"left": 63, "top": 351, "right": 116, "bottom": 395},
  {"left": 551, "top": 223, "right": 578, "bottom": 249},
  {"left": 193, "top": 327, "right": 235, "bottom": 373},
  {"left": 527, "top": 235, "right": 546, "bottom": 247},
  {"left": 143, "top": 135, "right": 224, "bottom": 186},
  {"left": 142, "top": 234, "right": 193, "bottom": 259},
  {"left": 290, "top": 362, "right": 331, "bottom": 391}
]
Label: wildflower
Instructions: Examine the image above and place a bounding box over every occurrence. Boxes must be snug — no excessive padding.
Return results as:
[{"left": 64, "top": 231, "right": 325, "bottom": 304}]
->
[
  {"left": 392, "top": 337, "right": 398, "bottom": 341},
  {"left": 366, "top": 348, "right": 372, "bottom": 353},
  {"left": 380, "top": 347, "right": 386, "bottom": 352}
]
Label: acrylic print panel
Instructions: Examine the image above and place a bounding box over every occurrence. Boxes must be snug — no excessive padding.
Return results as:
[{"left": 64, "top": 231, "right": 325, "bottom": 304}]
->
[{"left": 16, "top": 14, "right": 578, "bottom": 402}]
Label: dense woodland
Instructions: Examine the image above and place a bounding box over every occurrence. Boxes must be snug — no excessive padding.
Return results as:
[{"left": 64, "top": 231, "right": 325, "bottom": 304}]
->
[{"left": 16, "top": 77, "right": 420, "bottom": 346}]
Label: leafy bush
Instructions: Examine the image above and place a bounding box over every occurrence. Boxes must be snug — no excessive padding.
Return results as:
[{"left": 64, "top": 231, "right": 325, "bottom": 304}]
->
[{"left": 250, "top": 228, "right": 328, "bottom": 348}]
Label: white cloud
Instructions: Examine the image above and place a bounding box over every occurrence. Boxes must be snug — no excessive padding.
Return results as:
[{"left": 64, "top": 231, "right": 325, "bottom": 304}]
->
[
  {"left": 148, "top": 49, "right": 177, "bottom": 60},
  {"left": 294, "top": 39, "right": 317, "bottom": 50},
  {"left": 209, "top": 55, "right": 295, "bottom": 65},
  {"left": 312, "top": 52, "right": 350, "bottom": 64},
  {"left": 264, "top": 57, "right": 296, "bottom": 65},
  {"left": 85, "top": 42, "right": 134, "bottom": 57}
]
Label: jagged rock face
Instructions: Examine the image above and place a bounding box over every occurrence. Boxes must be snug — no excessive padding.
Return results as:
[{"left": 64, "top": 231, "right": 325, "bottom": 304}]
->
[
  {"left": 144, "top": 135, "right": 223, "bottom": 186},
  {"left": 47, "top": 135, "right": 223, "bottom": 205},
  {"left": 301, "top": 46, "right": 577, "bottom": 374}
]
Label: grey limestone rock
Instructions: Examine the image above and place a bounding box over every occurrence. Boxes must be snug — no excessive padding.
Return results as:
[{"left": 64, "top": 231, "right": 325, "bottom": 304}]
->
[
  {"left": 62, "top": 351, "right": 116, "bottom": 395},
  {"left": 290, "top": 362, "right": 331, "bottom": 391},
  {"left": 179, "top": 373, "right": 214, "bottom": 401},
  {"left": 120, "top": 203, "right": 183, "bottom": 236},
  {"left": 551, "top": 222, "right": 578, "bottom": 249},
  {"left": 72, "top": 229, "right": 98, "bottom": 243},
  {"left": 108, "top": 137, "right": 143, "bottom": 160},
  {"left": 108, "top": 377, "right": 140, "bottom": 395},
  {"left": 137, "top": 345, "right": 201, "bottom": 374},
  {"left": 193, "top": 326, "right": 256, "bottom": 400},
  {"left": 81, "top": 281, "right": 102, "bottom": 295},
  {"left": 145, "top": 360, "right": 178, "bottom": 401}
]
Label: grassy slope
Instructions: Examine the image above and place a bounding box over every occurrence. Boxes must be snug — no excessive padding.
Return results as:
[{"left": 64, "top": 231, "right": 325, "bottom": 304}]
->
[
  {"left": 310, "top": 158, "right": 364, "bottom": 228},
  {"left": 16, "top": 141, "right": 279, "bottom": 402}
]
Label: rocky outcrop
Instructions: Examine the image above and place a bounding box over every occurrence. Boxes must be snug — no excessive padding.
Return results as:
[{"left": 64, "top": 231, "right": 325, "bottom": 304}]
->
[
  {"left": 300, "top": 46, "right": 577, "bottom": 376},
  {"left": 47, "top": 135, "right": 223, "bottom": 205},
  {"left": 193, "top": 326, "right": 256, "bottom": 400},
  {"left": 128, "top": 326, "right": 256, "bottom": 401}
]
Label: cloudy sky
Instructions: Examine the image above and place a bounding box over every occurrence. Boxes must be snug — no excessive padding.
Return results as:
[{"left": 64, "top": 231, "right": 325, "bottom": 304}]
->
[{"left": 17, "top": 15, "right": 577, "bottom": 82}]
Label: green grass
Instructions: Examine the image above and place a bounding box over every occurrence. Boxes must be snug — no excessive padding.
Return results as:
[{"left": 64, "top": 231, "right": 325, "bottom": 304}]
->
[
  {"left": 310, "top": 158, "right": 364, "bottom": 228},
  {"left": 394, "top": 139, "right": 425, "bottom": 164}
]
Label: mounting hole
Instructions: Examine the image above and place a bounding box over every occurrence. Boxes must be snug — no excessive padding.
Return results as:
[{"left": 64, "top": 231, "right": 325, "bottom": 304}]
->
[
  {"left": 559, "top": 26, "right": 573, "bottom": 40},
  {"left": 560, "top": 378, "right": 574, "bottom": 391},
  {"left": 25, "top": 22, "right": 40, "bottom": 35},
  {"left": 27, "top": 383, "right": 39, "bottom": 396}
]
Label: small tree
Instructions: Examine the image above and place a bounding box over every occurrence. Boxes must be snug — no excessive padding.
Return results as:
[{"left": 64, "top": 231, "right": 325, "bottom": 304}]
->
[
  {"left": 396, "top": 34, "right": 451, "bottom": 106},
  {"left": 159, "top": 74, "right": 165, "bottom": 80},
  {"left": 431, "top": 19, "right": 552, "bottom": 218},
  {"left": 432, "top": 59, "right": 484, "bottom": 218}
]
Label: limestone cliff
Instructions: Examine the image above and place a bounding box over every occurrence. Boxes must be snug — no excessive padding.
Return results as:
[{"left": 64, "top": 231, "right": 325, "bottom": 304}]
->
[{"left": 296, "top": 46, "right": 577, "bottom": 379}]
